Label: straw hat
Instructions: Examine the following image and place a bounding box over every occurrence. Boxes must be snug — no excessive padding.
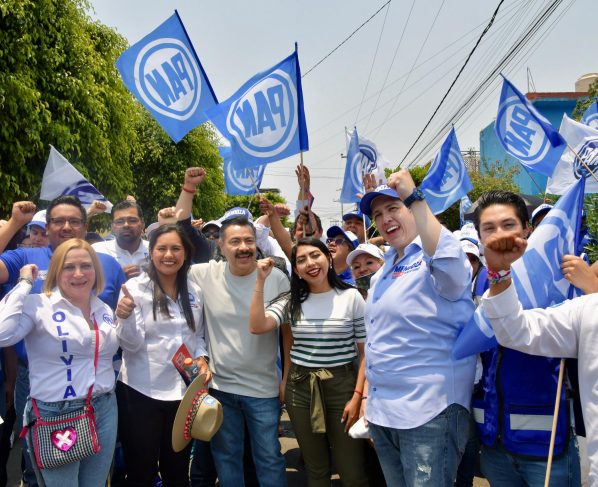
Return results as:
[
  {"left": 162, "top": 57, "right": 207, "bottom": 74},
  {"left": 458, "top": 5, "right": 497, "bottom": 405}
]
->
[{"left": 172, "top": 374, "right": 223, "bottom": 452}]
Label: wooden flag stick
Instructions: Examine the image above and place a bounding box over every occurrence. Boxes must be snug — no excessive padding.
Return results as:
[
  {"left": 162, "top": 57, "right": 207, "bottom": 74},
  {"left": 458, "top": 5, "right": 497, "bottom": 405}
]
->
[
  {"left": 247, "top": 169, "right": 261, "bottom": 197},
  {"left": 567, "top": 143, "right": 598, "bottom": 185},
  {"left": 299, "top": 151, "right": 307, "bottom": 236},
  {"left": 543, "top": 358, "right": 566, "bottom": 487}
]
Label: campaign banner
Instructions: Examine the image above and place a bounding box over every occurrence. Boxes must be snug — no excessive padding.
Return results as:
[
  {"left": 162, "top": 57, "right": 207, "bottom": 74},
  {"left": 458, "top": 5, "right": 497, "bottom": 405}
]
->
[
  {"left": 41, "top": 146, "right": 113, "bottom": 210},
  {"left": 207, "top": 50, "right": 308, "bottom": 170},
  {"left": 495, "top": 76, "right": 566, "bottom": 177},
  {"left": 420, "top": 127, "right": 473, "bottom": 215},
  {"left": 115, "top": 11, "right": 218, "bottom": 143},
  {"left": 221, "top": 146, "right": 265, "bottom": 195}
]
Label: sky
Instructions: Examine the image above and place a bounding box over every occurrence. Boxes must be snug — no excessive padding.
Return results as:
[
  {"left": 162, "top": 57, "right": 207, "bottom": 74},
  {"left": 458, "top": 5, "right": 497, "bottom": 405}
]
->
[{"left": 90, "top": 0, "right": 596, "bottom": 226}]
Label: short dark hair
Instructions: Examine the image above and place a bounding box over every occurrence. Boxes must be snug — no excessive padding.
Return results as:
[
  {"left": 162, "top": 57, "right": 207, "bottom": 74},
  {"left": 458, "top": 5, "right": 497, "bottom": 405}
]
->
[
  {"left": 474, "top": 190, "right": 529, "bottom": 234},
  {"left": 220, "top": 216, "right": 256, "bottom": 240},
  {"left": 46, "top": 195, "right": 87, "bottom": 225},
  {"left": 111, "top": 201, "right": 144, "bottom": 221}
]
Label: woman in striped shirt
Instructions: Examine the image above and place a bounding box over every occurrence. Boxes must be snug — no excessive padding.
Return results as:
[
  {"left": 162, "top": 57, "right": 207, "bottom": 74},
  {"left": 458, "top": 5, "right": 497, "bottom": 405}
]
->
[{"left": 249, "top": 237, "right": 369, "bottom": 487}]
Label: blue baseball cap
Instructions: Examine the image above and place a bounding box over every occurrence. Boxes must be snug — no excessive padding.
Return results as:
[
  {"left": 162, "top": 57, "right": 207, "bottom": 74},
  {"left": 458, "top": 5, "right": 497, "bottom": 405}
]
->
[
  {"left": 221, "top": 207, "right": 254, "bottom": 223},
  {"left": 342, "top": 210, "right": 371, "bottom": 228},
  {"left": 326, "top": 226, "right": 359, "bottom": 250},
  {"left": 359, "top": 185, "right": 401, "bottom": 216}
]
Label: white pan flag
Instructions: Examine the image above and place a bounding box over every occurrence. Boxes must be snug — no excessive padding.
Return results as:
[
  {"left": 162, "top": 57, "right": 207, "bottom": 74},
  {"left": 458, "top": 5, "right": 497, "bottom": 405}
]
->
[{"left": 41, "top": 146, "right": 113, "bottom": 210}]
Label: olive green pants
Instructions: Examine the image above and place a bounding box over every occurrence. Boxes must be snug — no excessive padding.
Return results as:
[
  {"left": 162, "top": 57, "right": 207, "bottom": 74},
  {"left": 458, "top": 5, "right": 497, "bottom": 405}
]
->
[{"left": 286, "top": 362, "right": 369, "bottom": 487}]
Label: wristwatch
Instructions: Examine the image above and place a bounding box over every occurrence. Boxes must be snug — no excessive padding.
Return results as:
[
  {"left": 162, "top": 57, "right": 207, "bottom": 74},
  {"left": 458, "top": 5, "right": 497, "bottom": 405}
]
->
[{"left": 402, "top": 187, "right": 425, "bottom": 208}]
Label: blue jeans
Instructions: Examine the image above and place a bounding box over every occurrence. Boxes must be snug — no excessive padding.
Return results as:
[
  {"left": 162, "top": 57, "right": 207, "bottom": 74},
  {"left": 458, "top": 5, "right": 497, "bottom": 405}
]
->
[
  {"left": 25, "top": 391, "right": 118, "bottom": 487},
  {"left": 15, "top": 362, "right": 38, "bottom": 486},
  {"left": 480, "top": 435, "right": 581, "bottom": 486},
  {"left": 368, "top": 403, "right": 470, "bottom": 486},
  {"left": 209, "top": 389, "right": 286, "bottom": 487}
]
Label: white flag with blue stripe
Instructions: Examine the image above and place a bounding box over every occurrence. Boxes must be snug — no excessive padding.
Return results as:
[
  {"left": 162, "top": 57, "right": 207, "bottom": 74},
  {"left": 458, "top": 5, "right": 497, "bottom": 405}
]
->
[
  {"left": 453, "top": 178, "right": 585, "bottom": 359},
  {"left": 546, "top": 114, "right": 598, "bottom": 195},
  {"left": 221, "top": 146, "right": 265, "bottom": 195},
  {"left": 41, "top": 146, "right": 112, "bottom": 211},
  {"left": 340, "top": 128, "right": 363, "bottom": 203},
  {"left": 420, "top": 128, "right": 473, "bottom": 214},
  {"left": 206, "top": 50, "right": 308, "bottom": 170},
  {"left": 115, "top": 11, "right": 218, "bottom": 143},
  {"left": 580, "top": 101, "right": 598, "bottom": 130},
  {"left": 495, "top": 76, "right": 566, "bottom": 177}
]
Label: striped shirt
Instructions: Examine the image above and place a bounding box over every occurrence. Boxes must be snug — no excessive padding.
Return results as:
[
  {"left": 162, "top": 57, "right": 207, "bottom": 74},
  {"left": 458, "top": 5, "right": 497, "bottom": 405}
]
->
[{"left": 266, "top": 288, "right": 366, "bottom": 367}]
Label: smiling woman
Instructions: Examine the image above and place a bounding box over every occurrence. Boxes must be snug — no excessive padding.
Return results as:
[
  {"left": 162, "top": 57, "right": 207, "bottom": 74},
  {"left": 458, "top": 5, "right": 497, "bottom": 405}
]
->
[
  {"left": 114, "top": 224, "right": 209, "bottom": 485},
  {"left": 0, "top": 239, "right": 119, "bottom": 486}
]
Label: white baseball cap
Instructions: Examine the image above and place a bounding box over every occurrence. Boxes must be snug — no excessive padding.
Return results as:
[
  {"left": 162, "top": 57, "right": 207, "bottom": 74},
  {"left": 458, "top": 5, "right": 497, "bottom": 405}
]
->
[
  {"left": 346, "top": 243, "right": 385, "bottom": 266},
  {"left": 460, "top": 239, "right": 480, "bottom": 259}
]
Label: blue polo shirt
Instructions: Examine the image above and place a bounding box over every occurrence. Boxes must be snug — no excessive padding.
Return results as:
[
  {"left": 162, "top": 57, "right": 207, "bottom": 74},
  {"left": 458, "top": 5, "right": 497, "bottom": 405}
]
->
[
  {"left": 365, "top": 227, "right": 476, "bottom": 429},
  {"left": 337, "top": 267, "right": 355, "bottom": 286},
  {"left": 1, "top": 245, "right": 125, "bottom": 363}
]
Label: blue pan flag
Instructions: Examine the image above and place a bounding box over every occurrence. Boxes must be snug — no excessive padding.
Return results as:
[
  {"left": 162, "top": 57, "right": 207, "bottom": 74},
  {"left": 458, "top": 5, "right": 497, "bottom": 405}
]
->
[
  {"left": 580, "top": 101, "right": 598, "bottom": 130},
  {"left": 453, "top": 177, "right": 585, "bottom": 359},
  {"left": 420, "top": 127, "right": 473, "bottom": 214},
  {"left": 207, "top": 50, "right": 308, "bottom": 170},
  {"left": 115, "top": 12, "right": 218, "bottom": 143},
  {"left": 495, "top": 76, "right": 566, "bottom": 177},
  {"left": 340, "top": 128, "right": 363, "bottom": 203},
  {"left": 221, "top": 146, "right": 265, "bottom": 196}
]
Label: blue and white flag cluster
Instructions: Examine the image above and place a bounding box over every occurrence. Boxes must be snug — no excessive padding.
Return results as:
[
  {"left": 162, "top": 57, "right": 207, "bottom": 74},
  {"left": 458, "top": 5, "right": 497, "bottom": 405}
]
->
[
  {"left": 495, "top": 76, "right": 566, "bottom": 177},
  {"left": 41, "top": 146, "right": 113, "bottom": 211},
  {"left": 340, "top": 128, "right": 363, "bottom": 203},
  {"left": 547, "top": 115, "right": 598, "bottom": 195},
  {"left": 115, "top": 12, "right": 218, "bottom": 143},
  {"left": 221, "top": 146, "right": 265, "bottom": 195},
  {"left": 581, "top": 101, "right": 598, "bottom": 130},
  {"left": 453, "top": 177, "right": 585, "bottom": 359},
  {"left": 207, "top": 51, "right": 309, "bottom": 170},
  {"left": 420, "top": 128, "right": 473, "bottom": 215}
]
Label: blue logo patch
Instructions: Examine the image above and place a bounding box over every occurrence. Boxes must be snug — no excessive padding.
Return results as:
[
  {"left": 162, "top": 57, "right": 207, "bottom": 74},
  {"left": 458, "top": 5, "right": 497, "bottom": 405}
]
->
[
  {"left": 391, "top": 260, "right": 422, "bottom": 279},
  {"left": 103, "top": 313, "right": 115, "bottom": 328}
]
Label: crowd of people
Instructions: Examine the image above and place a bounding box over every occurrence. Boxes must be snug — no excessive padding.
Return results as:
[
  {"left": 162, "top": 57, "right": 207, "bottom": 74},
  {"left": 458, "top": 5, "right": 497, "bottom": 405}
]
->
[{"left": 0, "top": 164, "right": 597, "bottom": 487}]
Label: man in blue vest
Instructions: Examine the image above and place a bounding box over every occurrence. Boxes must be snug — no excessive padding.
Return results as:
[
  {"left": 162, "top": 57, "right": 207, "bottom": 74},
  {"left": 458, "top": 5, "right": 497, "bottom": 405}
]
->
[{"left": 473, "top": 190, "right": 581, "bottom": 486}]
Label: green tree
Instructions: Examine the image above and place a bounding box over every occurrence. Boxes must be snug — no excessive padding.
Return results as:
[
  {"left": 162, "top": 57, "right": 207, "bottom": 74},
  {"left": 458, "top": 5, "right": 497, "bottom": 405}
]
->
[
  {"left": 401, "top": 160, "right": 520, "bottom": 231},
  {"left": 130, "top": 112, "right": 227, "bottom": 223},
  {"left": 0, "top": 0, "right": 138, "bottom": 214},
  {"left": 572, "top": 78, "right": 598, "bottom": 121}
]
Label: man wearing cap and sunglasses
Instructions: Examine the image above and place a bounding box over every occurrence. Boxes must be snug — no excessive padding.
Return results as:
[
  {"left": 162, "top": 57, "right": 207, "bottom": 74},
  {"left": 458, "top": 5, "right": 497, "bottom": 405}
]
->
[
  {"left": 359, "top": 170, "right": 475, "bottom": 486},
  {"left": 325, "top": 227, "right": 359, "bottom": 285}
]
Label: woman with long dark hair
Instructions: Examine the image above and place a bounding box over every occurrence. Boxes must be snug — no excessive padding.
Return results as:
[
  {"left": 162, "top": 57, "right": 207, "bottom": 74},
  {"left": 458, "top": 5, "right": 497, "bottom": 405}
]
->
[
  {"left": 249, "top": 238, "right": 369, "bottom": 486},
  {"left": 115, "top": 224, "right": 208, "bottom": 486}
]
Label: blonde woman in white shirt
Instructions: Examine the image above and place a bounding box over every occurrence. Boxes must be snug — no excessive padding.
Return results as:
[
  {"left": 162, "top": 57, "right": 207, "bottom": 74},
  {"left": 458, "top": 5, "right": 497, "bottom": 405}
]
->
[
  {"left": 115, "top": 224, "right": 208, "bottom": 486},
  {"left": 0, "top": 239, "right": 119, "bottom": 487}
]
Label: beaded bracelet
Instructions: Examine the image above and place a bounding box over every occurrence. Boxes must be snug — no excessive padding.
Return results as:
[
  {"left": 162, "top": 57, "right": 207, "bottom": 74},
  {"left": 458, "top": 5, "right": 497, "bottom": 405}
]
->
[{"left": 487, "top": 268, "right": 511, "bottom": 285}]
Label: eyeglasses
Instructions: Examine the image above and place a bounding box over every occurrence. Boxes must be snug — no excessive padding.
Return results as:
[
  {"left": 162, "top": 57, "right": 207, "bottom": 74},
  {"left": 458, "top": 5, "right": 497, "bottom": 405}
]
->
[
  {"left": 326, "top": 237, "right": 347, "bottom": 246},
  {"left": 113, "top": 217, "right": 141, "bottom": 226},
  {"left": 203, "top": 230, "right": 220, "bottom": 238},
  {"left": 49, "top": 218, "right": 84, "bottom": 228}
]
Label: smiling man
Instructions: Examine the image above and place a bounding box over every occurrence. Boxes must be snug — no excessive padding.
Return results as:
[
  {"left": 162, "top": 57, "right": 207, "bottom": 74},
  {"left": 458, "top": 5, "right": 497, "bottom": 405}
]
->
[
  {"left": 175, "top": 168, "right": 291, "bottom": 487},
  {"left": 93, "top": 201, "right": 148, "bottom": 280},
  {"left": 359, "top": 170, "right": 475, "bottom": 486}
]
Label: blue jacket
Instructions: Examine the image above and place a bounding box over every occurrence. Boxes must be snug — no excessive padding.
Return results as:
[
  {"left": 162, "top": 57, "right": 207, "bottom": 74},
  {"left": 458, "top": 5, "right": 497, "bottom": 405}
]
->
[{"left": 473, "top": 346, "right": 569, "bottom": 457}]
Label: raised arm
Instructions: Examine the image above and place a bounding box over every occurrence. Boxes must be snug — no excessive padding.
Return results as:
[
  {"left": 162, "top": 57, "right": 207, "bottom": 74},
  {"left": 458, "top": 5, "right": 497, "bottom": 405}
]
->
[
  {"left": 259, "top": 197, "right": 293, "bottom": 260},
  {"left": 249, "top": 258, "right": 281, "bottom": 334},
  {"left": 175, "top": 167, "right": 206, "bottom": 221},
  {"left": 0, "top": 202, "right": 36, "bottom": 284},
  {"left": 387, "top": 170, "right": 441, "bottom": 257}
]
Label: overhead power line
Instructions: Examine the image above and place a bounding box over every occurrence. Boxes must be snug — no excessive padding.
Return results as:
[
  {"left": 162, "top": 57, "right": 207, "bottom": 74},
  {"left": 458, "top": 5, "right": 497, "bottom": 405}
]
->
[
  {"left": 302, "top": 1, "right": 392, "bottom": 78},
  {"left": 398, "top": 0, "right": 506, "bottom": 167}
]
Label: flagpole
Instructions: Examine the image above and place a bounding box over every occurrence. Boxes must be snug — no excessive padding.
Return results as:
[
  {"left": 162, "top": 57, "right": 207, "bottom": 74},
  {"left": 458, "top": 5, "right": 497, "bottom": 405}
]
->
[
  {"left": 247, "top": 169, "right": 261, "bottom": 197},
  {"left": 544, "top": 358, "right": 565, "bottom": 487},
  {"left": 567, "top": 143, "right": 598, "bottom": 185}
]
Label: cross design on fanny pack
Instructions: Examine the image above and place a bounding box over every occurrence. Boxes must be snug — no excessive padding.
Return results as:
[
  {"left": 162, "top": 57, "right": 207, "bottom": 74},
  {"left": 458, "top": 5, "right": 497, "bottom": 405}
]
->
[{"left": 55, "top": 430, "right": 75, "bottom": 448}]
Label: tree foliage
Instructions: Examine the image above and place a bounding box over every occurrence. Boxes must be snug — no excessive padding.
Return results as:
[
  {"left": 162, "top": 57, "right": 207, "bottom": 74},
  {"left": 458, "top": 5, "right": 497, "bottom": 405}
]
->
[
  {"left": 401, "top": 160, "right": 520, "bottom": 231},
  {"left": 225, "top": 192, "right": 290, "bottom": 226},
  {"left": 0, "top": 0, "right": 138, "bottom": 213}
]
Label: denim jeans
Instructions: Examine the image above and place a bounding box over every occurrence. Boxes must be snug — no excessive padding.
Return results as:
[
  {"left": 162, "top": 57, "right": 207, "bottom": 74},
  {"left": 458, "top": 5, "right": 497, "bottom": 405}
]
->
[
  {"left": 25, "top": 391, "right": 118, "bottom": 487},
  {"left": 368, "top": 403, "right": 470, "bottom": 486},
  {"left": 480, "top": 435, "right": 581, "bottom": 486},
  {"left": 209, "top": 389, "right": 286, "bottom": 487},
  {"left": 15, "top": 362, "right": 38, "bottom": 486}
]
